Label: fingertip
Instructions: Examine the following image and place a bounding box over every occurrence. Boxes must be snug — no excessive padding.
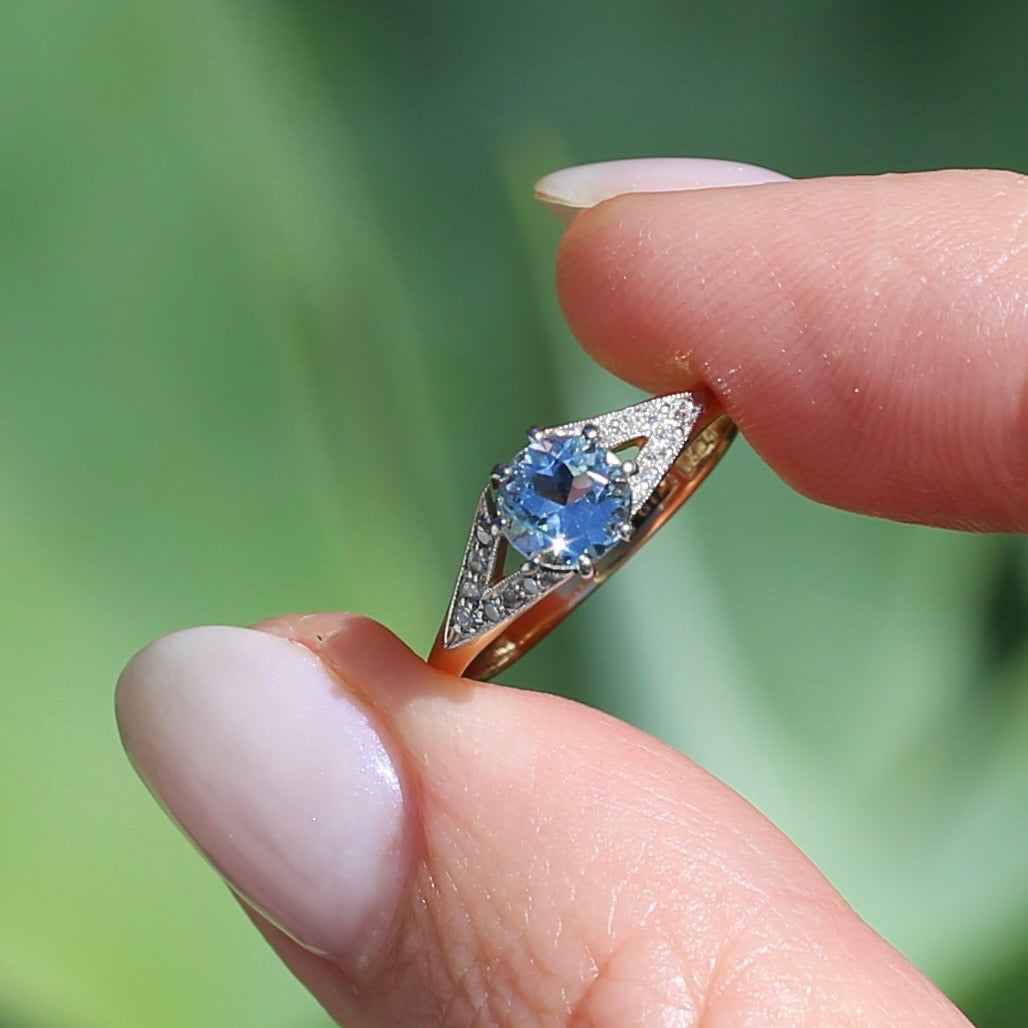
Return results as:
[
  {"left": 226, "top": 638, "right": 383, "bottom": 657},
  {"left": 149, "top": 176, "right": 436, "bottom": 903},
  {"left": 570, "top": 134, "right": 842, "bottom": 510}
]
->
[
  {"left": 118, "top": 618, "right": 971, "bottom": 1026},
  {"left": 557, "top": 170, "right": 1028, "bottom": 529},
  {"left": 116, "top": 624, "right": 414, "bottom": 969},
  {"left": 556, "top": 190, "right": 715, "bottom": 393}
]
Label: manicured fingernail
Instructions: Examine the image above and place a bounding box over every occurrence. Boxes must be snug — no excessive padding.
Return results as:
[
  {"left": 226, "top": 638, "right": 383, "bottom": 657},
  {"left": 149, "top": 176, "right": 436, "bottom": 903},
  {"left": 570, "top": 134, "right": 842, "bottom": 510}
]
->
[
  {"left": 116, "top": 625, "right": 410, "bottom": 969},
  {"left": 534, "top": 157, "right": 790, "bottom": 224}
]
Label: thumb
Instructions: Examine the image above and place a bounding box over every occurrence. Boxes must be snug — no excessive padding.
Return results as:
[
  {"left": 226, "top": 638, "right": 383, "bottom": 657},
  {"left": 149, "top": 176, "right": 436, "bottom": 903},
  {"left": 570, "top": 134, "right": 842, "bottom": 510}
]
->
[{"left": 116, "top": 614, "right": 967, "bottom": 1026}]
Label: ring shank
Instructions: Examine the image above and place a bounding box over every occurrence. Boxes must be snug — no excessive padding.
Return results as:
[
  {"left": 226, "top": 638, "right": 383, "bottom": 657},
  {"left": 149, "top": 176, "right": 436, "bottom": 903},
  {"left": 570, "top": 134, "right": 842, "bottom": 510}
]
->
[{"left": 428, "top": 405, "right": 736, "bottom": 681}]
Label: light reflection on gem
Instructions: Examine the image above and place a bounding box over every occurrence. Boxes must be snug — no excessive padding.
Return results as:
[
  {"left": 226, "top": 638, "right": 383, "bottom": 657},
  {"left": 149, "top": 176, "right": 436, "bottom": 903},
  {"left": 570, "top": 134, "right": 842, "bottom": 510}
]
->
[{"left": 496, "top": 433, "right": 631, "bottom": 566}]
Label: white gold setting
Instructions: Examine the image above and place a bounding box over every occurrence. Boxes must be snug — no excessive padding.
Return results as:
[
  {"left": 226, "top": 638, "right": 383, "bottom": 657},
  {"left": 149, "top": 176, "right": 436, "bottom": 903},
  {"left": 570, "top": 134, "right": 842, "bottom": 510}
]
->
[{"left": 429, "top": 390, "right": 735, "bottom": 681}]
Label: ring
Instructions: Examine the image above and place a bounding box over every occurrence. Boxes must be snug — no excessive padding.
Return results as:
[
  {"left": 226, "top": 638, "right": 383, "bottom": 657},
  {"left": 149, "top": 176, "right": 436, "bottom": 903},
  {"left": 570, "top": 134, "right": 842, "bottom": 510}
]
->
[{"left": 428, "top": 390, "right": 736, "bottom": 681}]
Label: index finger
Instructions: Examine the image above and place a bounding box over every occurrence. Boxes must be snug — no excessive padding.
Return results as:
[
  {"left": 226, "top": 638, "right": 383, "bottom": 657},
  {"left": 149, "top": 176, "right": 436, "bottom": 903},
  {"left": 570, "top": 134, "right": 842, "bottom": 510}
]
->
[{"left": 552, "top": 166, "right": 1028, "bottom": 531}]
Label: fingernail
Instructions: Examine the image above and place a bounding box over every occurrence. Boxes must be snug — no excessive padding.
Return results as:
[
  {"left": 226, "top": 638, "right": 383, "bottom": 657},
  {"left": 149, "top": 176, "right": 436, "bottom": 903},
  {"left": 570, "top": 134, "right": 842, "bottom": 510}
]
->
[
  {"left": 534, "top": 157, "right": 790, "bottom": 225},
  {"left": 116, "top": 625, "right": 410, "bottom": 970}
]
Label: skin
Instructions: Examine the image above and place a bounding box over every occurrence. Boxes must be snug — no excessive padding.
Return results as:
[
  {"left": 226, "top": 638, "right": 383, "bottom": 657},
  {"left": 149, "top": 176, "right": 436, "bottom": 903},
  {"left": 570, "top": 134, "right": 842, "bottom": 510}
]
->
[
  {"left": 121, "top": 168, "right": 1028, "bottom": 1025},
  {"left": 556, "top": 170, "right": 1028, "bottom": 531}
]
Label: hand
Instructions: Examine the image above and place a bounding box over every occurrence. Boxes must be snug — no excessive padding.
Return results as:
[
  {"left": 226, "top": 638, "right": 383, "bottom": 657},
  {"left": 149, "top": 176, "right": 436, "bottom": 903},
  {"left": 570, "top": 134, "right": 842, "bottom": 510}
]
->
[{"left": 117, "top": 160, "right": 1028, "bottom": 1025}]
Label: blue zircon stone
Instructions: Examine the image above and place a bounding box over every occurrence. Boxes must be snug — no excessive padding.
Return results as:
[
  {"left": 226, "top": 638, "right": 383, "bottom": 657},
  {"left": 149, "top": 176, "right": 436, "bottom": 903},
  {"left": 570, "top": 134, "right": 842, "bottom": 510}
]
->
[{"left": 496, "top": 433, "right": 632, "bottom": 567}]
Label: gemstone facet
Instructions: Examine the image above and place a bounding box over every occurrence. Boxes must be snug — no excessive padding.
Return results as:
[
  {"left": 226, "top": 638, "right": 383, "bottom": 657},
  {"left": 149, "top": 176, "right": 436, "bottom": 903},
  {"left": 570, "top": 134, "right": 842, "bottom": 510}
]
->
[{"left": 496, "top": 432, "right": 631, "bottom": 567}]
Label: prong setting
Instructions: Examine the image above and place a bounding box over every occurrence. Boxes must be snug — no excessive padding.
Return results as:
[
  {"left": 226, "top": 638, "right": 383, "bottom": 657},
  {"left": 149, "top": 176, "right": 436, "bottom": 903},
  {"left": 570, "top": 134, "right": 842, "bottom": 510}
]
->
[
  {"left": 582, "top": 423, "right": 600, "bottom": 441},
  {"left": 576, "top": 554, "right": 595, "bottom": 578},
  {"left": 527, "top": 425, "right": 544, "bottom": 444},
  {"left": 621, "top": 459, "right": 639, "bottom": 476},
  {"left": 490, "top": 463, "right": 510, "bottom": 488}
]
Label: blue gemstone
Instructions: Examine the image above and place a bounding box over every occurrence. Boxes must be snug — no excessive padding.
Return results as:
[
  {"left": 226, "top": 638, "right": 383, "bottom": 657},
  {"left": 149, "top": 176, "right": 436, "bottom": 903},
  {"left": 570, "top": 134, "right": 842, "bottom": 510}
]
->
[{"left": 496, "top": 433, "right": 631, "bottom": 566}]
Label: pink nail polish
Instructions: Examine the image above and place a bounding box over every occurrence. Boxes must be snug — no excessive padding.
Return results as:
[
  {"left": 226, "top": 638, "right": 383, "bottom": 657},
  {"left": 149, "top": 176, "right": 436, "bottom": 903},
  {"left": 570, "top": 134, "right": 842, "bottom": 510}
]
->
[
  {"left": 535, "top": 157, "right": 790, "bottom": 224},
  {"left": 116, "top": 626, "right": 411, "bottom": 970}
]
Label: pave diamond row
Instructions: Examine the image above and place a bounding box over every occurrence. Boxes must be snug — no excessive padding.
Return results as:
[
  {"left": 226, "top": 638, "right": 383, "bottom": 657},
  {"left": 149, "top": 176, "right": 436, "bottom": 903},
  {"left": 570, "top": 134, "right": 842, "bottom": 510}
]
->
[{"left": 442, "top": 392, "right": 702, "bottom": 648}]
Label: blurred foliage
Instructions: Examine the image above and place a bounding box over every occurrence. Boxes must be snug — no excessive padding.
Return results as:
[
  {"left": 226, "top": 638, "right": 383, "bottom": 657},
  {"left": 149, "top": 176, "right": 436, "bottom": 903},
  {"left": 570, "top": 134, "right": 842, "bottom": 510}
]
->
[{"left": 1, "top": 0, "right": 1027, "bottom": 1024}]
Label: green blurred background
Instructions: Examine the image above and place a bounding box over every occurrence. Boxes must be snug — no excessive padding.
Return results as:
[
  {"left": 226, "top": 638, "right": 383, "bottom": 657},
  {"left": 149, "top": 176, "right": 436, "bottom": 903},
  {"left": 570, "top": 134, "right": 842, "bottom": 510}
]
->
[{"left": 2, "top": 0, "right": 1027, "bottom": 1024}]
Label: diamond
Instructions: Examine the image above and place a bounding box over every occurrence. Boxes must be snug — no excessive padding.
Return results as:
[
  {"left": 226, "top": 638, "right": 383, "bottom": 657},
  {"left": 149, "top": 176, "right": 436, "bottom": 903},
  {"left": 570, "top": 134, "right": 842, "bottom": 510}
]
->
[{"left": 496, "top": 432, "right": 632, "bottom": 567}]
